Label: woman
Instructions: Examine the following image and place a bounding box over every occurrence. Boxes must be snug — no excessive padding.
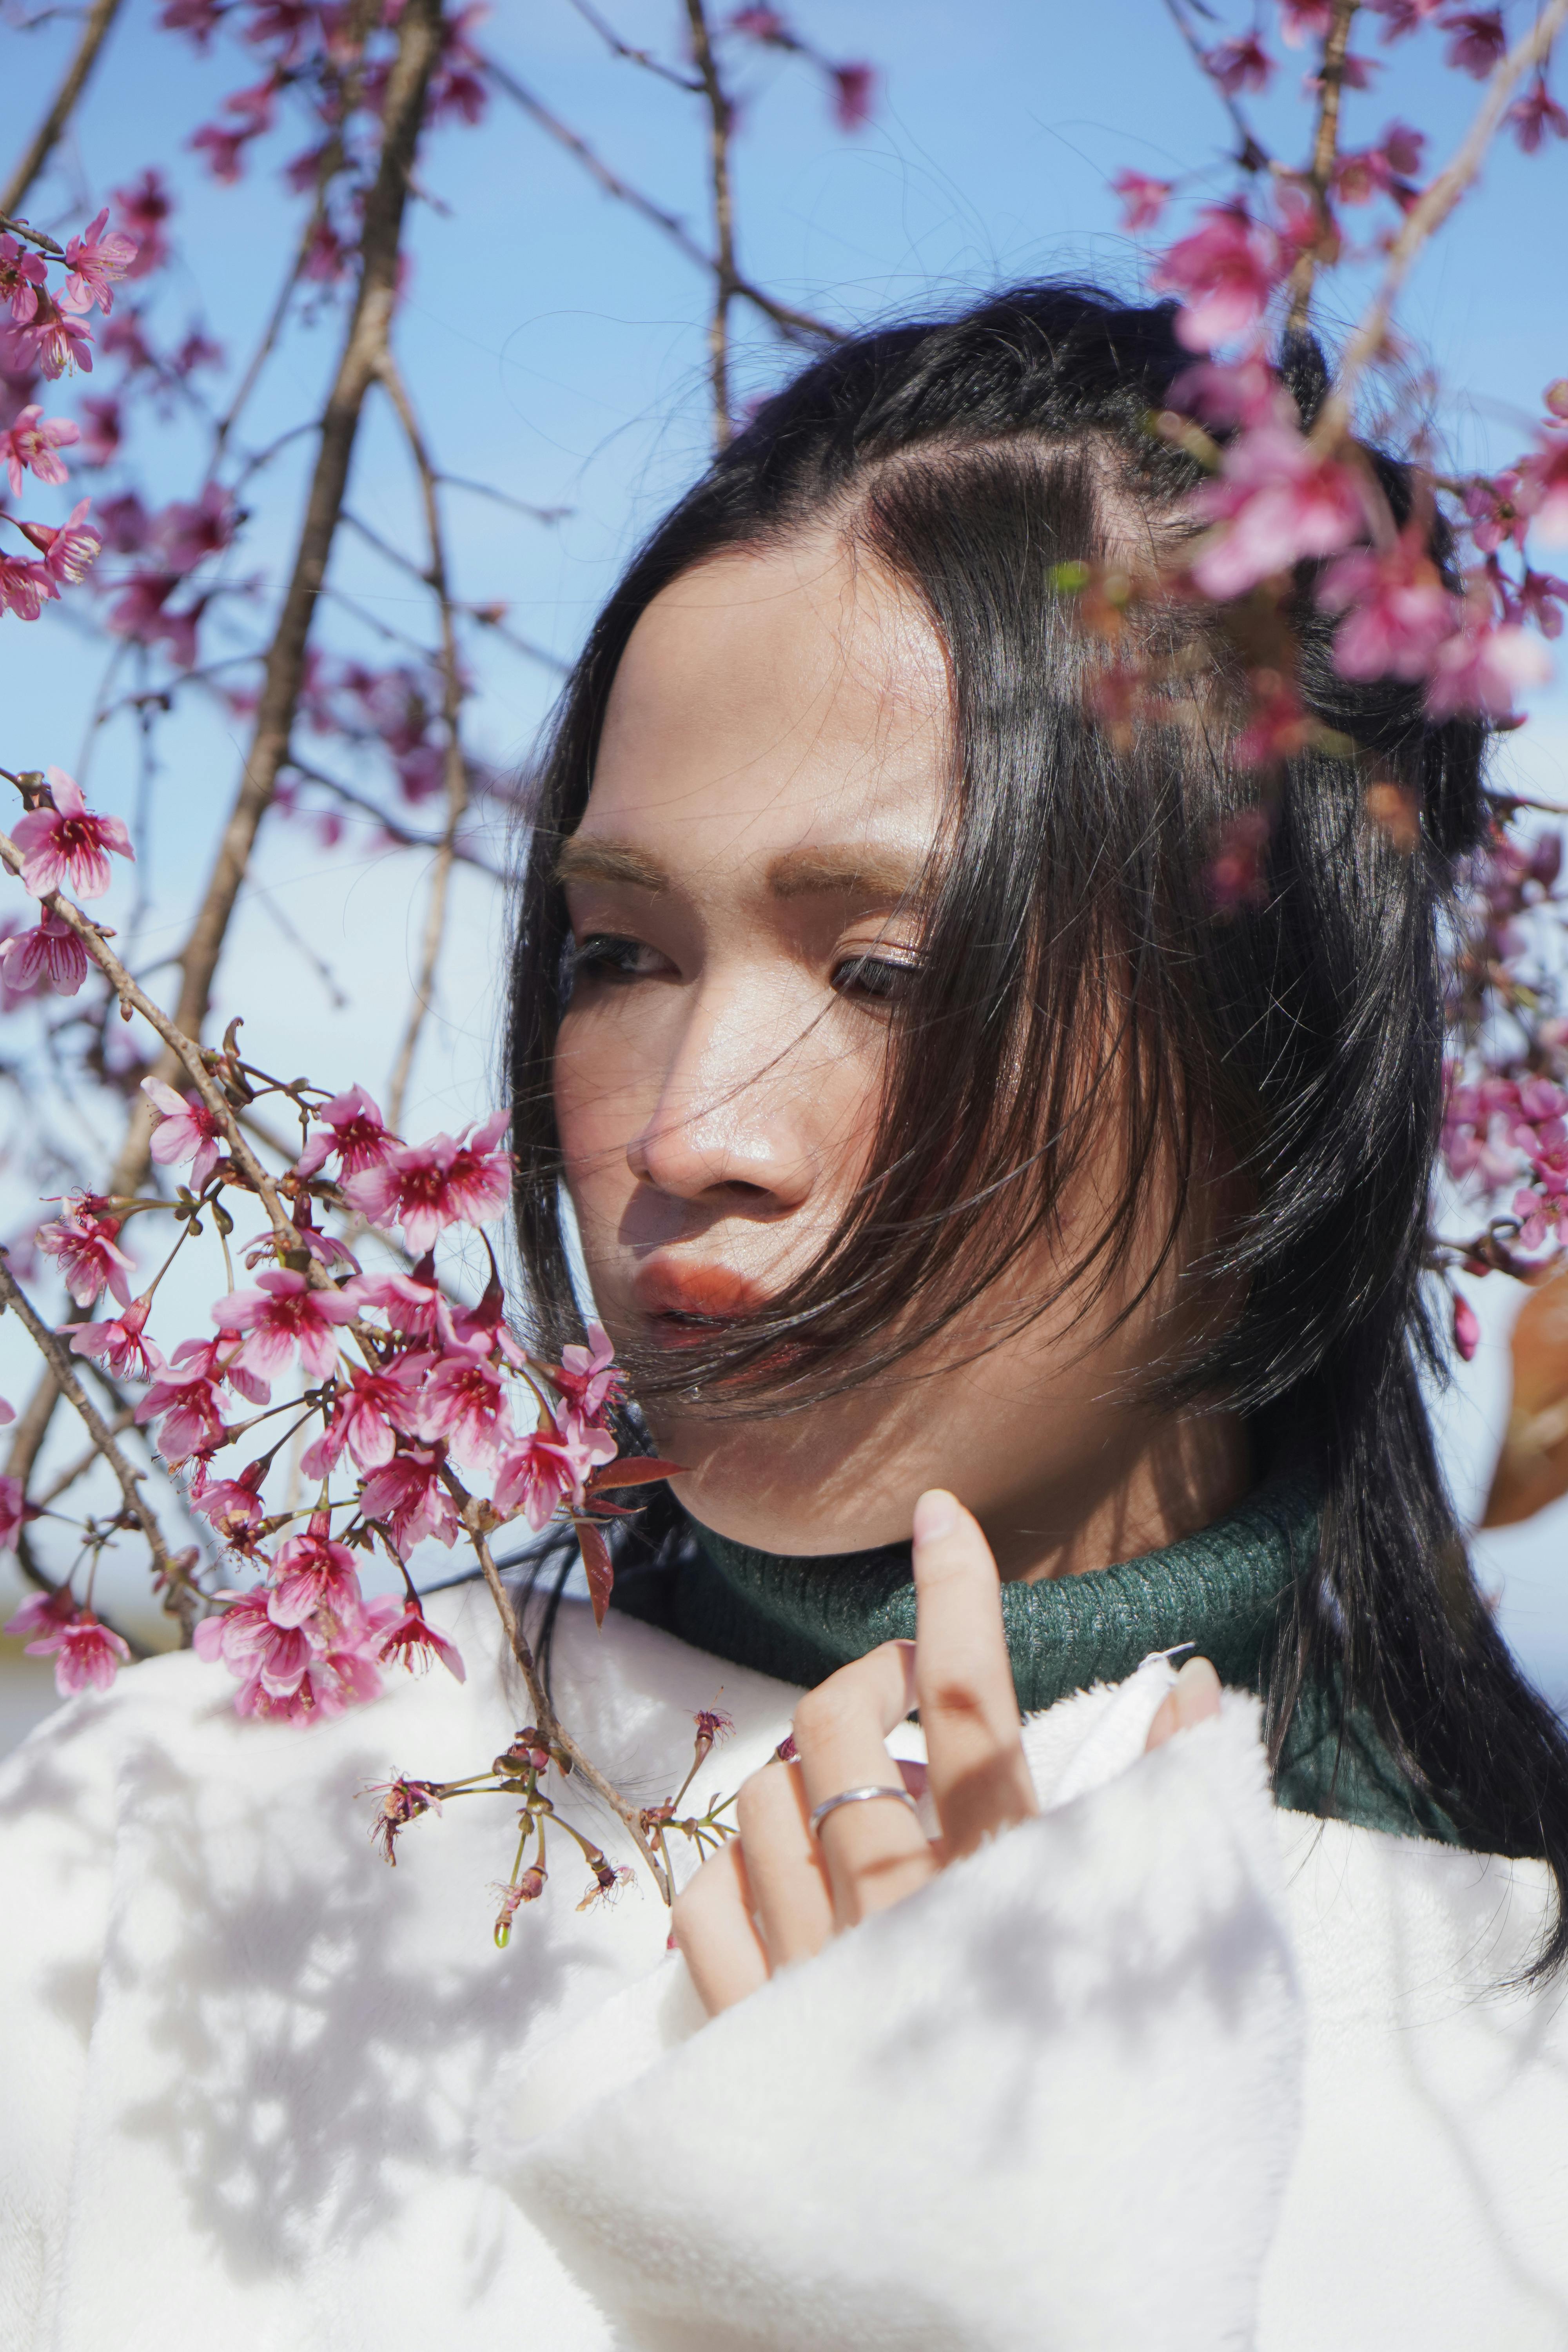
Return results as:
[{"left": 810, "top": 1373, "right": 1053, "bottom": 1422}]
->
[{"left": 4, "top": 283, "right": 1567, "bottom": 2352}]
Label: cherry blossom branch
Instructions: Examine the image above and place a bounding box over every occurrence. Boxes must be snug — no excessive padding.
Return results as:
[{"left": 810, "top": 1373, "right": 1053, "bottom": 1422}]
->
[
  {"left": 0, "top": 1254, "right": 188, "bottom": 1613},
  {"left": 374, "top": 348, "right": 469, "bottom": 1130},
  {"left": 684, "top": 0, "right": 738, "bottom": 447},
  {"left": 1158, "top": 0, "right": 1272, "bottom": 174},
  {"left": 1314, "top": 0, "right": 1568, "bottom": 446},
  {"left": 466, "top": 1517, "right": 673, "bottom": 1900},
  {"left": 1286, "top": 0, "right": 1357, "bottom": 334},
  {"left": 0, "top": 824, "right": 300, "bottom": 1254},
  {"left": 209, "top": 0, "right": 383, "bottom": 469},
  {"left": 0, "top": 0, "right": 126, "bottom": 218}
]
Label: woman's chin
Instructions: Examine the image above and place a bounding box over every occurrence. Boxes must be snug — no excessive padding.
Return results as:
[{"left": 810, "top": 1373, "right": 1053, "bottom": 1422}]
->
[{"left": 659, "top": 1423, "right": 915, "bottom": 1558}]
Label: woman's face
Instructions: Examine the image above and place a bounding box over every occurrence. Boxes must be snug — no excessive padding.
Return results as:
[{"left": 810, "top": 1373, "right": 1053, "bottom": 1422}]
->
[{"left": 552, "top": 534, "right": 1243, "bottom": 1577}]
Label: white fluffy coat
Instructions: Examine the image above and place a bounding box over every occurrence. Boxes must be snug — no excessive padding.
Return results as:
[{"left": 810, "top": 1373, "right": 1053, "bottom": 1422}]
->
[{"left": 1, "top": 1580, "right": 1565, "bottom": 2350}]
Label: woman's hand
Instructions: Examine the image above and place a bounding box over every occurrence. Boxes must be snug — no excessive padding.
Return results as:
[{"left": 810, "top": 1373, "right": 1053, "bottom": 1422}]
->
[{"left": 671, "top": 1487, "right": 1222, "bottom": 2016}]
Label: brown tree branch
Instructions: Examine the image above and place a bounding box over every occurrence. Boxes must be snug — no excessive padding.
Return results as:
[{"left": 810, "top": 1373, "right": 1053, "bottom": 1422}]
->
[
  {"left": 1286, "top": 0, "right": 1358, "bottom": 334},
  {"left": 0, "top": 0, "right": 126, "bottom": 219},
  {"left": 1158, "top": 0, "right": 1274, "bottom": 175},
  {"left": 684, "top": 0, "right": 737, "bottom": 447},
  {"left": 1314, "top": 0, "right": 1568, "bottom": 446}
]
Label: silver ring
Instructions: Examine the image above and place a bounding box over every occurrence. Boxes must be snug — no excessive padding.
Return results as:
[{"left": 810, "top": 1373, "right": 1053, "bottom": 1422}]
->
[{"left": 808, "top": 1783, "right": 921, "bottom": 1837}]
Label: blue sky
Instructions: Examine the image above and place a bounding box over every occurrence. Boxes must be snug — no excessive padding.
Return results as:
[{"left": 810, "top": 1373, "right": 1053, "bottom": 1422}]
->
[{"left": 2, "top": 0, "right": 1566, "bottom": 1686}]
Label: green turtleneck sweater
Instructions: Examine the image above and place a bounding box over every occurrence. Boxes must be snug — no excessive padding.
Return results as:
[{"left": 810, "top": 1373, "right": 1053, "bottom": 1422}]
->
[{"left": 612, "top": 1477, "right": 1463, "bottom": 1846}]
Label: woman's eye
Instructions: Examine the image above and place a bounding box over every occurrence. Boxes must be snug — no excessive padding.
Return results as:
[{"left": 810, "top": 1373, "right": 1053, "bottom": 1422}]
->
[
  {"left": 830, "top": 952, "right": 922, "bottom": 1007},
  {"left": 565, "top": 934, "right": 666, "bottom": 993}
]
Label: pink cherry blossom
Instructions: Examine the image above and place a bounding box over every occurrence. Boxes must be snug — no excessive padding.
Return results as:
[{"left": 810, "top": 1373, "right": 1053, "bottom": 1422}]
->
[
  {"left": 35, "top": 1610, "right": 132, "bottom": 1695},
  {"left": 5, "top": 1586, "right": 74, "bottom": 1640},
  {"left": 343, "top": 1110, "right": 512, "bottom": 1251},
  {"left": 1512, "top": 1187, "right": 1565, "bottom": 1253},
  {"left": 1168, "top": 357, "right": 1282, "bottom": 428},
  {"left": 1464, "top": 470, "right": 1530, "bottom": 554},
  {"left": 189, "top": 1463, "right": 267, "bottom": 1548},
  {"left": 492, "top": 1415, "right": 616, "bottom": 1532},
  {"left": 1207, "top": 33, "right": 1273, "bottom": 92},
  {"left": 1335, "top": 120, "right": 1426, "bottom": 202},
  {"left": 365, "top": 1775, "right": 443, "bottom": 1863},
  {"left": 1111, "top": 171, "right": 1173, "bottom": 232},
  {"left": 419, "top": 1349, "right": 513, "bottom": 1470},
  {"left": 1188, "top": 423, "right": 1365, "bottom": 597},
  {"left": 65, "top": 1297, "right": 152, "bottom": 1379},
  {"left": 294, "top": 1083, "right": 397, "bottom": 1178},
  {"left": 10, "top": 305, "right": 95, "bottom": 381},
  {"left": 18, "top": 499, "right": 102, "bottom": 589},
  {"left": 1425, "top": 618, "right": 1552, "bottom": 719},
  {"left": 135, "top": 1349, "right": 228, "bottom": 1461},
  {"left": 555, "top": 1319, "right": 626, "bottom": 1422},
  {"left": 358, "top": 1444, "right": 460, "bottom": 1557},
  {"left": 300, "top": 1353, "right": 429, "bottom": 1476},
  {"left": 1441, "top": 8, "right": 1506, "bottom": 77},
  {"left": 267, "top": 1513, "right": 363, "bottom": 1630},
  {"left": 349, "top": 1254, "right": 455, "bottom": 1342},
  {"left": 1520, "top": 434, "right": 1568, "bottom": 544},
  {"left": 376, "top": 1598, "right": 466, "bottom": 1682},
  {"left": 0, "top": 554, "right": 54, "bottom": 621},
  {"left": 60, "top": 209, "right": 139, "bottom": 316},
  {"left": 446, "top": 1276, "right": 526, "bottom": 1366},
  {"left": 78, "top": 396, "right": 122, "bottom": 465},
  {"left": 142, "top": 1077, "right": 226, "bottom": 1187},
  {"left": 831, "top": 62, "right": 875, "bottom": 130},
  {"left": 212, "top": 1266, "right": 357, "bottom": 1380},
  {"left": 195, "top": 1588, "right": 315, "bottom": 1703},
  {"left": 0, "top": 1475, "right": 26, "bottom": 1550},
  {"left": 0, "top": 405, "right": 79, "bottom": 495},
  {"left": 1366, "top": 0, "right": 1444, "bottom": 36},
  {"left": 11, "top": 769, "right": 134, "bottom": 900},
  {"left": 1507, "top": 74, "right": 1568, "bottom": 152},
  {"left": 111, "top": 169, "right": 172, "bottom": 278},
  {"left": 1151, "top": 204, "right": 1281, "bottom": 352},
  {"left": 160, "top": 483, "right": 235, "bottom": 573},
  {"left": 36, "top": 1199, "right": 135, "bottom": 1308},
  {"left": 1317, "top": 532, "right": 1458, "bottom": 679},
  {"left": 1452, "top": 1292, "right": 1480, "bottom": 1361},
  {"left": 1279, "top": 0, "right": 1336, "bottom": 41},
  {"left": 0, "top": 910, "right": 88, "bottom": 996},
  {"left": 0, "top": 233, "right": 45, "bottom": 320}
]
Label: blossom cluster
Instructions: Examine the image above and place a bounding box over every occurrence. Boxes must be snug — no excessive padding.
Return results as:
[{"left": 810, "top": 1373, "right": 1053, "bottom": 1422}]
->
[{"left": 1102, "top": 7, "right": 1566, "bottom": 775}]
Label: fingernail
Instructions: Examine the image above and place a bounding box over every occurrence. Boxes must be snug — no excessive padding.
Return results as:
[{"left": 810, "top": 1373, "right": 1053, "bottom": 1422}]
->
[
  {"left": 913, "top": 1489, "right": 958, "bottom": 1543},
  {"left": 1175, "top": 1655, "right": 1221, "bottom": 1728}
]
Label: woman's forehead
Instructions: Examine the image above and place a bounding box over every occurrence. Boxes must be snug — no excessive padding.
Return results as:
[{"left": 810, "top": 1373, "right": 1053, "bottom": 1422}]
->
[{"left": 583, "top": 538, "right": 949, "bottom": 877}]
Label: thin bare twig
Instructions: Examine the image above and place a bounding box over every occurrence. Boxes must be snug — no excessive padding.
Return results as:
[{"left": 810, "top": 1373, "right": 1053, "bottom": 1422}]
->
[
  {"left": 1315, "top": 0, "right": 1568, "bottom": 445},
  {"left": 375, "top": 348, "right": 470, "bottom": 1129},
  {"left": 480, "top": 54, "right": 838, "bottom": 345},
  {"left": 0, "top": 0, "right": 125, "bottom": 218},
  {"left": 0, "top": 1255, "right": 184, "bottom": 1602},
  {"left": 1158, "top": 0, "right": 1273, "bottom": 174},
  {"left": 567, "top": 0, "right": 701, "bottom": 92},
  {"left": 684, "top": 0, "right": 737, "bottom": 447}
]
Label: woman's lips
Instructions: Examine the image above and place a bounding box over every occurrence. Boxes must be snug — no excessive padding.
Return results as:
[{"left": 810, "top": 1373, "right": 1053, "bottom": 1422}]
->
[{"left": 633, "top": 1259, "right": 770, "bottom": 1343}]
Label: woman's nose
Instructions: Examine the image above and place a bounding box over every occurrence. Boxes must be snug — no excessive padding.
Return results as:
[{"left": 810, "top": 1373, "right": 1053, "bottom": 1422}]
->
[{"left": 626, "top": 984, "right": 818, "bottom": 1210}]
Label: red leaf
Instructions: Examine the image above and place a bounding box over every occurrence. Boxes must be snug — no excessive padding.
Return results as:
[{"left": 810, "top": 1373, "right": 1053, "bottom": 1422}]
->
[
  {"left": 585, "top": 1455, "right": 684, "bottom": 1494},
  {"left": 574, "top": 1517, "right": 615, "bottom": 1626}
]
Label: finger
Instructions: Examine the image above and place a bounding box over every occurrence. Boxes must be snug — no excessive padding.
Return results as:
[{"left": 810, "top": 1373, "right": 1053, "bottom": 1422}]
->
[
  {"left": 735, "top": 1753, "right": 835, "bottom": 1968},
  {"left": 911, "top": 1489, "right": 1036, "bottom": 1857},
  {"left": 671, "top": 1835, "right": 769, "bottom": 2017},
  {"left": 1144, "top": 1655, "right": 1223, "bottom": 1753},
  {"left": 792, "top": 1641, "right": 937, "bottom": 1927}
]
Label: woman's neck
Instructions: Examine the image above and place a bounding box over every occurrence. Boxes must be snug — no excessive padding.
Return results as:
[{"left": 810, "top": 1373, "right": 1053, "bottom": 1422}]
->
[{"left": 987, "top": 1408, "right": 1252, "bottom": 1584}]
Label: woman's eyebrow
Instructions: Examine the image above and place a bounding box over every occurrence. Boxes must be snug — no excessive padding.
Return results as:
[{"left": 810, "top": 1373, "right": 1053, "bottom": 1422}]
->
[
  {"left": 555, "top": 838, "right": 669, "bottom": 891},
  {"left": 767, "top": 846, "right": 928, "bottom": 905}
]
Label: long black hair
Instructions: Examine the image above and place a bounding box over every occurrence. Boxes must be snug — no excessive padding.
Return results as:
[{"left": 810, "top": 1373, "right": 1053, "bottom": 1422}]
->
[{"left": 506, "top": 281, "right": 1568, "bottom": 1971}]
